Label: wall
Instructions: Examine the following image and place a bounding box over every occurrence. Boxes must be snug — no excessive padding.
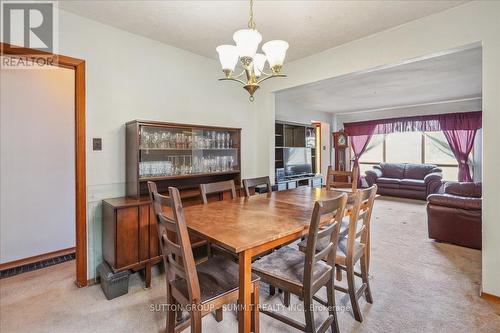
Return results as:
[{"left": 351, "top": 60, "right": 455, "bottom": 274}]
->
[
  {"left": 0, "top": 65, "right": 75, "bottom": 263},
  {"left": 33, "top": 9, "right": 265, "bottom": 278},
  {"left": 275, "top": 94, "right": 334, "bottom": 126},
  {"left": 260, "top": 1, "right": 500, "bottom": 296}
]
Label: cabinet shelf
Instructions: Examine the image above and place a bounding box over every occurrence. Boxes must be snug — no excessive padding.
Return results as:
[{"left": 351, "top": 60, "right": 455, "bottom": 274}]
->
[
  {"left": 139, "top": 170, "right": 240, "bottom": 182},
  {"left": 139, "top": 147, "right": 239, "bottom": 151}
]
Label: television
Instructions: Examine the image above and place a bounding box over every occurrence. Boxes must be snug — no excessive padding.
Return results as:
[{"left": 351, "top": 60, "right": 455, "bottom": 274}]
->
[{"left": 283, "top": 148, "right": 313, "bottom": 178}]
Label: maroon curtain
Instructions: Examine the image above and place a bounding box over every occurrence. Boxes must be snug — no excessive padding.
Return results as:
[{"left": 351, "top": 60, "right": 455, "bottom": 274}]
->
[
  {"left": 344, "top": 111, "right": 482, "bottom": 136},
  {"left": 351, "top": 134, "right": 373, "bottom": 186},
  {"left": 442, "top": 129, "right": 476, "bottom": 182}
]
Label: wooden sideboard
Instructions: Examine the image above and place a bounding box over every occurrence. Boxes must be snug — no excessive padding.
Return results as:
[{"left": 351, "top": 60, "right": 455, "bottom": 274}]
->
[{"left": 102, "top": 196, "right": 161, "bottom": 288}]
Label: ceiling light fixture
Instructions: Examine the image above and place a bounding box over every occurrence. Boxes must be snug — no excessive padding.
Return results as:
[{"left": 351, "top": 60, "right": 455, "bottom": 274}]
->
[{"left": 216, "top": 0, "right": 289, "bottom": 101}]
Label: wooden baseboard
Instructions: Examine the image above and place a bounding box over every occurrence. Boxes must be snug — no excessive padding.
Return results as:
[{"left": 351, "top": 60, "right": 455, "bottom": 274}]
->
[
  {"left": 0, "top": 247, "right": 75, "bottom": 271},
  {"left": 481, "top": 292, "right": 500, "bottom": 304}
]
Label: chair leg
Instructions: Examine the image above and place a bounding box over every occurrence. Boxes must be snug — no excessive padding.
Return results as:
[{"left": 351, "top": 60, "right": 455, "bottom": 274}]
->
[
  {"left": 215, "top": 308, "right": 223, "bottom": 322},
  {"left": 190, "top": 310, "right": 202, "bottom": 333},
  {"left": 346, "top": 263, "right": 363, "bottom": 322},
  {"left": 360, "top": 253, "right": 373, "bottom": 304},
  {"left": 283, "top": 291, "right": 291, "bottom": 307},
  {"left": 304, "top": 292, "right": 316, "bottom": 333},
  {"left": 252, "top": 282, "right": 260, "bottom": 333},
  {"left": 269, "top": 285, "right": 275, "bottom": 296},
  {"left": 166, "top": 287, "right": 176, "bottom": 333},
  {"left": 327, "top": 278, "right": 340, "bottom": 333}
]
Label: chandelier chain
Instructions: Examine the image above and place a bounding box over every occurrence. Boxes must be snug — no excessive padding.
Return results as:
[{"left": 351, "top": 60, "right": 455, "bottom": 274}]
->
[{"left": 247, "top": 0, "right": 256, "bottom": 30}]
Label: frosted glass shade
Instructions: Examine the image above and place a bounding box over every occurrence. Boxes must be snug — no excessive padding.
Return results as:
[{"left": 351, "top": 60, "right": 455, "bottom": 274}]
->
[
  {"left": 216, "top": 45, "right": 239, "bottom": 71},
  {"left": 233, "top": 29, "right": 262, "bottom": 58},
  {"left": 262, "top": 40, "right": 289, "bottom": 67},
  {"left": 253, "top": 53, "right": 267, "bottom": 77}
]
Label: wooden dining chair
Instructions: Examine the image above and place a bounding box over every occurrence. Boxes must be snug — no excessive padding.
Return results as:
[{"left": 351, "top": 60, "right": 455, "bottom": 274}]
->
[
  {"left": 199, "top": 179, "right": 237, "bottom": 204},
  {"left": 242, "top": 176, "right": 272, "bottom": 197},
  {"left": 149, "top": 184, "right": 260, "bottom": 333},
  {"left": 252, "top": 193, "right": 348, "bottom": 333},
  {"left": 326, "top": 165, "right": 359, "bottom": 192},
  {"left": 334, "top": 185, "right": 377, "bottom": 322}
]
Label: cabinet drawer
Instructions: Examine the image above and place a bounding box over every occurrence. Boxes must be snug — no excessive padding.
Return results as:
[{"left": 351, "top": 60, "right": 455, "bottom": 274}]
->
[
  {"left": 287, "top": 182, "right": 297, "bottom": 190},
  {"left": 277, "top": 183, "right": 287, "bottom": 191}
]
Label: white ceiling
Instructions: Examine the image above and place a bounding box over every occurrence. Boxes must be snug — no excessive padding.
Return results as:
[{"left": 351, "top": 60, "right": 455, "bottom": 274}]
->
[
  {"left": 276, "top": 45, "right": 482, "bottom": 113},
  {"left": 59, "top": 0, "right": 466, "bottom": 62}
]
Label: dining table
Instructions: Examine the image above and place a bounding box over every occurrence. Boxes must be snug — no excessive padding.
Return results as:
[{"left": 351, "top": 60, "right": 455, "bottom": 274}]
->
[{"left": 182, "top": 186, "right": 354, "bottom": 333}]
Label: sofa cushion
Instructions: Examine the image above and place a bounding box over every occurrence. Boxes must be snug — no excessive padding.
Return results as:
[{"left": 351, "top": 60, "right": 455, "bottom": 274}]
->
[
  {"left": 401, "top": 179, "right": 426, "bottom": 187},
  {"left": 404, "top": 163, "right": 437, "bottom": 180},
  {"left": 445, "top": 182, "right": 482, "bottom": 198},
  {"left": 380, "top": 163, "right": 405, "bottom": 179},
  {"left": 377, "top": 177, "right": 401, "bottom": 185}
]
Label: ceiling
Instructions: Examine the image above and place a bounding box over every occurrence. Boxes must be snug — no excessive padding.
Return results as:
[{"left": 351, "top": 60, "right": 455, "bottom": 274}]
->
[
  {"left": 276, "top": 45, "right": 482, "bottom": 113},
  {"left": 59, "top": 0, "right": 466, "bottom": 62}
]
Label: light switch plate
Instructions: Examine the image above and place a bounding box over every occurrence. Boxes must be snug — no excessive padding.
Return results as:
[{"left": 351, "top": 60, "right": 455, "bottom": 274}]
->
[{"left": 93, "top": 138, "right": 102, "bottom": 151}]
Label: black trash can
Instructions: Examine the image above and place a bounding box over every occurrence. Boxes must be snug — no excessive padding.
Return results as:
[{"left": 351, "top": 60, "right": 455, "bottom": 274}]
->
[{"left": 97, "top": 262, "right": 130, "bottom": 300}]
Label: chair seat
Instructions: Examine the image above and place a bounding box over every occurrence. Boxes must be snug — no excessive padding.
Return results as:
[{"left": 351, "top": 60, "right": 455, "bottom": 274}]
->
[
  {"left": 252, "top": 246, "right": 331, "bottom": 290},
  {"left": 172, "top": 255, "right": 259, "bottom": 304},
  {"left": 336, "top": 239, "right": 365, "bottom": 266}
]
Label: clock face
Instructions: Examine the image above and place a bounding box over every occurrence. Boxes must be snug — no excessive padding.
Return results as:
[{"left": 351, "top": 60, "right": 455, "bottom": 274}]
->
[{"left": 338, "top": 135, "right": 347, "bottom": 146}]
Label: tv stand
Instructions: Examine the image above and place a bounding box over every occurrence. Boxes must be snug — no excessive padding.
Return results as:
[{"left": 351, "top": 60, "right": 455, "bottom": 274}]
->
[{"left": 275, "top": 174, "right": 323, "bottom": 191}]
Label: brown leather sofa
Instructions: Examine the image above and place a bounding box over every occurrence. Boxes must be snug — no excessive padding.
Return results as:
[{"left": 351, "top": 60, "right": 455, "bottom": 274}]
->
[
  {"left": 365, "top": 163, "right": 442, "bottom": 200},
  {"left": 426, "top": 182, "right": 482, "bottom": 249}
]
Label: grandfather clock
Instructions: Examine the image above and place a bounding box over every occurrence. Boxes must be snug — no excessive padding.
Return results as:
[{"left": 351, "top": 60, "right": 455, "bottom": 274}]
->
[{"left": 333, "top": 131, "right": 349, "bottom": 172}]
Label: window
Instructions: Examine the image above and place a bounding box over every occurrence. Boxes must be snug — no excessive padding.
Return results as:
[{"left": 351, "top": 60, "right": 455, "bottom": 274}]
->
[
  {"left": 356, "top": 131, "right": 462, "bottom": 181},
  {"left": 386, "top": 132, "right": 422, "bottom": 164}
]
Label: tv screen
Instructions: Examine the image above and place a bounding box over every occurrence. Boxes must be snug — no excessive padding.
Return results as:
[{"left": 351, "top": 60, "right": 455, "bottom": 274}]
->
[{"left": 284, "top": 148, "right": 312, "bottom": 177}]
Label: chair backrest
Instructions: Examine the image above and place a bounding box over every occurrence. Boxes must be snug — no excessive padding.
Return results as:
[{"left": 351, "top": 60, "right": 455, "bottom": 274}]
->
[
  {"left": 303, "top": 193, "right": 348, "bottom": 289},
  {"left": 199, "top": 179, "right": 237, "bottom": 204},
  {"left": 148, "top": 181, "right": 201, "bottom": 304},
  {"left": 242, "top": 176, "right": 272, "bottom": 197},
  {"left": 344, "top": 185, "right": 377, "bottom": 259},
  {"left": 326, "top": 165, "right": 359, "bottom": 192}
]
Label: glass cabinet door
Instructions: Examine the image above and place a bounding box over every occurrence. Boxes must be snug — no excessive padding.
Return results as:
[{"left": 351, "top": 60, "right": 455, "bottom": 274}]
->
[{"left": 138, "top": 125, "right": 239, "bottom": 179}]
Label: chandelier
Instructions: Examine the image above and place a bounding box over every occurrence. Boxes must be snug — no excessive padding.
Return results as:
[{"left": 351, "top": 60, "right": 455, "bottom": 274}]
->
[{"left": 216, "top": 0, "right": 289, "bottom": 101}]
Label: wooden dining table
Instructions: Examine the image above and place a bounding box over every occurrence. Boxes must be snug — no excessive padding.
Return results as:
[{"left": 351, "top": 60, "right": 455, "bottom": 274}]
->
[{"left": 182, "top": 186, "right": 353, "bottom": 333}]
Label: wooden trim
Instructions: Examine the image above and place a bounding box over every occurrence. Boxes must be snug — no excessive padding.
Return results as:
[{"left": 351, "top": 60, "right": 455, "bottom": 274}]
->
[
  {"left": 0, "top": 247, "right": 75, "bottom": 270},
  {"left": 126, "top": 119, "right": 241, "bottom": 131},
  {"left": 481, "top": 292, "right": 500, "bottom": 304},
  {"left": 1, "top": 42, "right": 87, "bottom": 287}
]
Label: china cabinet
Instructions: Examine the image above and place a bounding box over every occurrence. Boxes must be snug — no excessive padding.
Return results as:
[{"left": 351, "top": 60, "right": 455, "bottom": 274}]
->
[{"left": 126, "top": 120, "right": 241, "bottom": 199}]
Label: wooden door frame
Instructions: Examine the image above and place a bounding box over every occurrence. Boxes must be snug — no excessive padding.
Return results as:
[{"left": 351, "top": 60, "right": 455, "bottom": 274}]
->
[{"left": 1, "top": 43, "right": 88, "bottom": 287}]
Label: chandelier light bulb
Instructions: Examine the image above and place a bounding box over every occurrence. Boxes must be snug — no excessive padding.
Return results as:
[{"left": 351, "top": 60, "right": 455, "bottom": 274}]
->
[
  {"left": 216, "top": 45, "right": 239, "bottom": 76},
  {"left": 253, "top": 53, "right": 267, "bottom": 77},
  {"left": 262, "top": 40, "right": 289, "bottom": 73},
  {"left": 233, "top": 29, "right": 262, "bottom": 60}
]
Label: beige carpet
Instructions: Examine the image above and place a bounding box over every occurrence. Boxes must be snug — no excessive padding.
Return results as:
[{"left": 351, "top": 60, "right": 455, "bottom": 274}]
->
[{"left": 1, "top": 196, "right": 499, "bottom": 333}]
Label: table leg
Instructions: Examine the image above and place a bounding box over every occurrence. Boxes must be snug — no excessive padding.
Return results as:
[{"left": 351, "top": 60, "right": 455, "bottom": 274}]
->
[{"left": 238, "top": 250, "right": 252, "bottom": 333}]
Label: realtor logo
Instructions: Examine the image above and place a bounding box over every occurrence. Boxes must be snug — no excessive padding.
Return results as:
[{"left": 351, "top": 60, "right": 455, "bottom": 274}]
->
[{"left": 1, "top": 1, "right": 58, "bottom": 68}]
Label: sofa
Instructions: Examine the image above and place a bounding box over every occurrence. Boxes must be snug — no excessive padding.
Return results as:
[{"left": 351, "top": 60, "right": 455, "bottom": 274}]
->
[
  {"left": 427, "top": 182, "right": 482, "bottom": 250},
  {"left": 365, "top": 163, "right": 442, "bottom": 200}
]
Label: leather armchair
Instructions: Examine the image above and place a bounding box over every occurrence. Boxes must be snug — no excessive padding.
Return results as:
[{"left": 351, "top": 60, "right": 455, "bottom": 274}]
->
[
  {"left": 427, "top": 182, "right": 482, "bottom": 249},
  {"left": 424, "top": 170, "right": 443, "bottom": 195}
]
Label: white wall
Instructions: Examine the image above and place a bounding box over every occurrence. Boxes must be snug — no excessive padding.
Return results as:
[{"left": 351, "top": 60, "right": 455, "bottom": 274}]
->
[
  {"left": 260, "top": 1, "right": 500, "bottom": 296},
  {"left": 275, "top": 94, "right": 334, "bottom": 126},
  {"left": 0, "top": 66, "right": 75, "bottom": 263},
  {"left": 0, "top": 9, "right": 268, "bottom": 277}
]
